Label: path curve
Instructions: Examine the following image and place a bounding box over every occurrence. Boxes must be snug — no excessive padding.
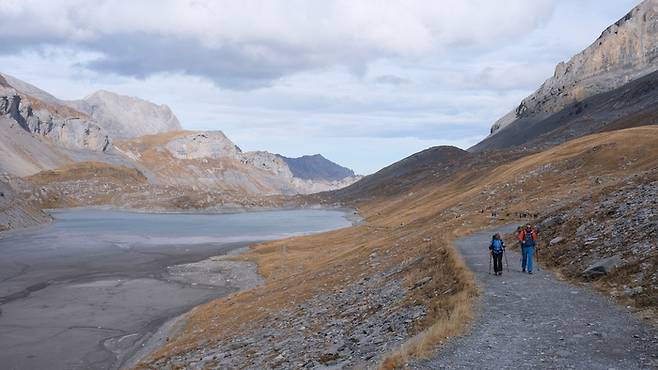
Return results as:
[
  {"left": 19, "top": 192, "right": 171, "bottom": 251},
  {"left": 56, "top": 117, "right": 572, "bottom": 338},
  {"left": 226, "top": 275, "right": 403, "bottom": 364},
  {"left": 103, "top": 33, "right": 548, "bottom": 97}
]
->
[{"left": 413, "top": 225, "right": 658, "bottom": 369}]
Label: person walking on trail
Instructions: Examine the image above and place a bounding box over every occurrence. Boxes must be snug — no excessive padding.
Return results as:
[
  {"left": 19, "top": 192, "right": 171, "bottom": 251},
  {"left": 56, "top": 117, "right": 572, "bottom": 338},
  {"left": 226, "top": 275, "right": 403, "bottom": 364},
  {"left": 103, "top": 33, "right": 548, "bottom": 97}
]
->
[
  {"left": 489, "top": 233, "right": 505, "bottom": 275},
  {"left": 519, "top": 223, "right": 537, "bottom": 274}
]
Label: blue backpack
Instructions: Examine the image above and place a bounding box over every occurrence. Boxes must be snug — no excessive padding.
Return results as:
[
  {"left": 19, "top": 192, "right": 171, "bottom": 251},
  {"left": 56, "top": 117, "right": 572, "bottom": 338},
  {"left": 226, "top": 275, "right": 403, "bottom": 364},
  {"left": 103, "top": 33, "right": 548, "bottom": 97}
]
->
[{"left": 491, "top": 239, "right": 504, "bottom": 254}]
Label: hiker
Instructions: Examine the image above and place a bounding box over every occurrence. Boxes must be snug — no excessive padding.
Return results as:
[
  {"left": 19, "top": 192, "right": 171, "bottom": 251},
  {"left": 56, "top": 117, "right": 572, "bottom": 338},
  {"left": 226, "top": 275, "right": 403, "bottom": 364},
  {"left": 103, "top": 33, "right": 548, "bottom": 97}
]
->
[
  {"left": 489, "top": 233, "right": 505, "bottom": 275},
  {"left": 518, "top": 223, "right": 537, "bottom": 274}
]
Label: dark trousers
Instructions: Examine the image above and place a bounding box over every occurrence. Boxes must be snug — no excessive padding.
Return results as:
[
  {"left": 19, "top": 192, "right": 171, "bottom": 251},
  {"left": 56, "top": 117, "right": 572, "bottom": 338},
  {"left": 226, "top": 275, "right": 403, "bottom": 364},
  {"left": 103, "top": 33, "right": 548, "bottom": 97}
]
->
[{"left": 492, "top": 252, "right": 503, "bottom": 273}]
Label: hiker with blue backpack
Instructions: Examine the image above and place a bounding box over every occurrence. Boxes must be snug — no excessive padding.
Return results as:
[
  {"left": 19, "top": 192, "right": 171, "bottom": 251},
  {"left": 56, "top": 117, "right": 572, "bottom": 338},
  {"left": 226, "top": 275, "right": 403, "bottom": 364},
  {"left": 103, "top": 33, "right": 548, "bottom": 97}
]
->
[
  {"left": 489, "top": 233, "right": 505, "bottom": 275},
  {"left": 518, "top": 223, "right": 538, "bottom": 274}
]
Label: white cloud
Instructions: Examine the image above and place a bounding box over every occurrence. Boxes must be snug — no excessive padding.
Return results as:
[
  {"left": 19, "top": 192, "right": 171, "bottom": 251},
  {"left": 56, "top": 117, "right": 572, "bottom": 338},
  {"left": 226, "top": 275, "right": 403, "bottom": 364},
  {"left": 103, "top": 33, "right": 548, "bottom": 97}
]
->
[{"left": 0, "top": 0, "right": 557, "bottom": 86}]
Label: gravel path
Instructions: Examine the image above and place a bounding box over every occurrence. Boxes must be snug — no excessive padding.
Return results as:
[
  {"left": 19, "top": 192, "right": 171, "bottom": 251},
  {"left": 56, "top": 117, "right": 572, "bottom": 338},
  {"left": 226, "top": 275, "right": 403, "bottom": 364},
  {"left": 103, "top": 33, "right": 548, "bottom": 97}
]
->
[{"left": 413, "top": 224, "right": 658, "bottom": 369}]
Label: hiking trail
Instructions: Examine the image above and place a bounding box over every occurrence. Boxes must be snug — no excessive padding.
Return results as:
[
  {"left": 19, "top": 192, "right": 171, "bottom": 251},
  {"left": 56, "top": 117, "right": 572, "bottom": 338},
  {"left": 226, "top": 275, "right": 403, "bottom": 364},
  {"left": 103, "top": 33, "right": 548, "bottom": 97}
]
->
[{"left": 412, "top": 224, "right": 658, "bottom": 369}]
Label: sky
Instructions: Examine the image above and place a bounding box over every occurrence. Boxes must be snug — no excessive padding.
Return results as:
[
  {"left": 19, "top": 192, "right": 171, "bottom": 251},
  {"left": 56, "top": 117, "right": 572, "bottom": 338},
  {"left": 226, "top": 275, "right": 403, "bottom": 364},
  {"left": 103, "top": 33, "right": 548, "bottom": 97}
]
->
[{"left": 0, "top": 0, "right": 641, "bottom": 174}]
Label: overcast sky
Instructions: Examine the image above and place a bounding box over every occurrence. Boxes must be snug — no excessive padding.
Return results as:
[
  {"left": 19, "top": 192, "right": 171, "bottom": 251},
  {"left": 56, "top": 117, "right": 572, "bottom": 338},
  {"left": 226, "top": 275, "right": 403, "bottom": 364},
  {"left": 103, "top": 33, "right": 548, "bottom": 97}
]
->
[{"left": 0, "top": 0, "right": 640, "bottom": 174}]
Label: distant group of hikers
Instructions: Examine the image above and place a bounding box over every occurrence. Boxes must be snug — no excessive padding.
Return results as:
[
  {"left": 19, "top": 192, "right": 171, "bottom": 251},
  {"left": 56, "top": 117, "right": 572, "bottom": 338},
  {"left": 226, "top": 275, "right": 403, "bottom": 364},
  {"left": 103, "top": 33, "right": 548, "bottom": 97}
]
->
[{"left": 488, "top": 223, "right": 537, "bottom": 276}]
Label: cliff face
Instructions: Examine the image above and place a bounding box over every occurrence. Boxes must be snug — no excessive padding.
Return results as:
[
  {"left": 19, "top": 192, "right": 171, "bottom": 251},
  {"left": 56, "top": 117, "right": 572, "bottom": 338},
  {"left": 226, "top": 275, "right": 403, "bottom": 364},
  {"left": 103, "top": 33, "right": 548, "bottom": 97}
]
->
[
  {"left": 0, "top": 89, "right": 110, "bottom": 153},
  {"left": 490, "top": 0, "right": 658, "bottom": 135},
  {"left": 67, "top": 90, "right": 182, "bottom": 139}
]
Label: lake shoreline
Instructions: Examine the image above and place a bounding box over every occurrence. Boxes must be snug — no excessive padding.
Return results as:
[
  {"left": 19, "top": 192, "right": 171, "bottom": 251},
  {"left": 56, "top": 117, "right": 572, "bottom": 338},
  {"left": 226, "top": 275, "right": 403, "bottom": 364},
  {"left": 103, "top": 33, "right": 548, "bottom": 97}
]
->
[
  {"left": 0, "top": 208, "right": 355, "bottom": 370},
  {"left": 120, "top": 246, "right": 264, "bottom": 369}
]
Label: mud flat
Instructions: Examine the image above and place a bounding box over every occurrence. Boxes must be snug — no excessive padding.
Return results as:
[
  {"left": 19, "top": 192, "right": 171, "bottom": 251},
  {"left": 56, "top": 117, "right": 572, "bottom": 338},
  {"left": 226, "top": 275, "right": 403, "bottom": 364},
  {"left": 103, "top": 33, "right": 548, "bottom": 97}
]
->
[{"left": 0, "top": 208, "right": 352, "bottom": 370}]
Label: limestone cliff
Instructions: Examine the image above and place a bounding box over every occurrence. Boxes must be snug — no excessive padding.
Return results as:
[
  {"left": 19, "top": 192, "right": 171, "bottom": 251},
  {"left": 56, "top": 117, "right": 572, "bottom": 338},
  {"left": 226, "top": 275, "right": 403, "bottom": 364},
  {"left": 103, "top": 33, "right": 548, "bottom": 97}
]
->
[
  {"left": 490, "top": 0, "right": 658, "bottom": 135},
  {"left": 0, "top": 84, "right": 111, "bottom": 153}
]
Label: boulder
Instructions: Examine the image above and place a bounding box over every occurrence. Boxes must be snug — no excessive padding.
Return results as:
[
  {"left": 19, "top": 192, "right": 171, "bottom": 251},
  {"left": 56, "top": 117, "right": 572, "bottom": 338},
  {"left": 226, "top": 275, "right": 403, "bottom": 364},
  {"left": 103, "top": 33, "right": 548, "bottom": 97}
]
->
[
  {"left": 582, "top": 255, "right": 624, "bottom": 278},
  {"left": 549, "top": 236, "right": 564, "bottom": 246}
]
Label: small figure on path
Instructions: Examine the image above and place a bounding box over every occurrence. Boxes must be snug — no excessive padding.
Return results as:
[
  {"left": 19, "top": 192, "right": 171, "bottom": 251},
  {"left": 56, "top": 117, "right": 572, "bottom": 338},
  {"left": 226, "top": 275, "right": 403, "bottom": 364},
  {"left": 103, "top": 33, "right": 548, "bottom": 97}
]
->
[
  {"left": 489, "top": 233, "right": 505, "bottom": 275},
  {"left": 518, "top": 223, "right": 537, "bottom": 274}
]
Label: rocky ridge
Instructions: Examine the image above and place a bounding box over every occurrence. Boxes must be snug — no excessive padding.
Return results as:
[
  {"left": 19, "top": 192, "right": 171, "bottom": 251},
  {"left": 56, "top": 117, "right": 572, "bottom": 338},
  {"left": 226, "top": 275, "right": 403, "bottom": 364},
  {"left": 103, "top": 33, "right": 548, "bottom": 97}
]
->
[{"left": 490, "top": 0, "right": 658, "bottom": 135}]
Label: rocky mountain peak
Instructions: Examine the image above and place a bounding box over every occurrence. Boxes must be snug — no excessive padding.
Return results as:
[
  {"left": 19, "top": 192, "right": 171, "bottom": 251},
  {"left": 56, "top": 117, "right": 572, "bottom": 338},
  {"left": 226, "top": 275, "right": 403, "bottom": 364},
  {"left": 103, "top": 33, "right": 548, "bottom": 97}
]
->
[
  {"left": 67, "top": 90, "right": 182, "bottom": 139},
  {"left": 489, "top": 0, "right": 658, "bottom": 135}
]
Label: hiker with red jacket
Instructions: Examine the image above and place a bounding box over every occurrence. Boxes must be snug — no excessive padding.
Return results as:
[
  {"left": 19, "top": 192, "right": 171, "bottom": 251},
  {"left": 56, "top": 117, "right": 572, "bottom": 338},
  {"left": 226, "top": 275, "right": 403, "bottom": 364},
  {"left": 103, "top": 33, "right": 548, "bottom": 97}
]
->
[{"left": 518, "top": 224, "right": 537, "bottom": 274}]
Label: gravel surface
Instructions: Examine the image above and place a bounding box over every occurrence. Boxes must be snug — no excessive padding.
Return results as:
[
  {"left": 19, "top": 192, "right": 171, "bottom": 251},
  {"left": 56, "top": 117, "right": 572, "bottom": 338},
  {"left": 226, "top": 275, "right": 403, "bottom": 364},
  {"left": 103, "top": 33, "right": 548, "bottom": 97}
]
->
[{"left": 413, "top": 224, "right": 658, "bottom": 369}]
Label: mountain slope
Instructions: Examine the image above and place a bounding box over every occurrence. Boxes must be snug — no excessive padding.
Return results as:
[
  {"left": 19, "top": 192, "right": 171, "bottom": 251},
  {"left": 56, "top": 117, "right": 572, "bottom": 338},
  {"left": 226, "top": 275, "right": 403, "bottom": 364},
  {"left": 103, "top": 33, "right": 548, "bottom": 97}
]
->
[
  {"left": 470, "top": 69, "right": 658, "bottom": 151},
  {"left": 329, "top": 146, "right": 473, "bottom": 202},
  {"left": 277, "top": 154, "right": 355, "bottom": 181},
  {"left": 478, "top": 0, "right": 657, "bottom": 150},
  {"left": 67, "top": 90, "right": 182, "bottom": 139}
]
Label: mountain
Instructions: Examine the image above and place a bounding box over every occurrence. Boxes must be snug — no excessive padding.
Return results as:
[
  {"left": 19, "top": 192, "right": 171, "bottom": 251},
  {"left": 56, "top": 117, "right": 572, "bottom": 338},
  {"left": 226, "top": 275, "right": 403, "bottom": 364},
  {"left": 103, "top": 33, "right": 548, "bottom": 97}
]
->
[
  {"left": 471, "top": 69, "right": 658, "bottom": 151},
  {"left": 473, "top": 0, "right": 658, "bottom": 151},
  {"left": 0, "top": 73, "right": 360, "bottom": 210},
  {"left": 330, "top": 146, "right": 472, "bottom": 202},
  {"left": 277, "top": 154, "right": 355, "bottom": 181},
  {"left": 0, "top": 74, "right": 113, "bottom": 176},
  {"left": 114, "top": 131, "right": 359, "bottom": 195},
  {"left": 67, "top": 90, "right": 182, "bottom": 139}
]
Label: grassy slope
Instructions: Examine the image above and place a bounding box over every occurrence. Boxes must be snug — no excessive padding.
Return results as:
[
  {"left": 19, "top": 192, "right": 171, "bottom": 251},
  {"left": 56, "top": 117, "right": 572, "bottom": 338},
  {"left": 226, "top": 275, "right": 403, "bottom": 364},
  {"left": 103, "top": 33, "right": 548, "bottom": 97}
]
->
[{"left": 137, "top": 126, "right": 658, "bottom": 368}]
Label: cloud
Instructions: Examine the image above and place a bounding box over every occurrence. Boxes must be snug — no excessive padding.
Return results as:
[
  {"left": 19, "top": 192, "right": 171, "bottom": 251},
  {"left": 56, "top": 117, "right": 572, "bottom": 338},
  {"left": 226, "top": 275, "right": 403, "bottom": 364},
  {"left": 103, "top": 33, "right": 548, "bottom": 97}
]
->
[
  {"left": 0, "top": 0, "right": 556, "bottom": 89},
  {"left": 0, "top": 0, "right": 641, "bottom": 174}
]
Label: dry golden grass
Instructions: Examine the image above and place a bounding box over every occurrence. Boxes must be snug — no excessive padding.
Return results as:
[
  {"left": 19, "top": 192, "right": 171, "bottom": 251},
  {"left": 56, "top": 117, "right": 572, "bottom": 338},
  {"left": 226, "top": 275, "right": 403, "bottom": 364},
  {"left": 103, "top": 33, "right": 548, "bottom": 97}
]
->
[
  {"left": 27, "top": 161, "right": 148, "bottom": 185},
  {"left": 137, "top": 126, "right": 658, "bottom": 369}
]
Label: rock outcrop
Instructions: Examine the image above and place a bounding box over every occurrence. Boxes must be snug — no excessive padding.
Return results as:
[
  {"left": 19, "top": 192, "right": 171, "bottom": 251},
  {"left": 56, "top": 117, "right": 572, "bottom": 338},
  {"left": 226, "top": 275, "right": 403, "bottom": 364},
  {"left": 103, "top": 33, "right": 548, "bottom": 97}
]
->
[
  {"left": 165, "top": 131, "right": 241, "bottom": 160},
  {"left": 67, "top": 90, "right": 182, "bottom": 139},
  {"left": 489, "top": 0, "right": 658, "bottom": 136},
  {"left": 0, "top": 85, "right": 110, "bottom": 153}
]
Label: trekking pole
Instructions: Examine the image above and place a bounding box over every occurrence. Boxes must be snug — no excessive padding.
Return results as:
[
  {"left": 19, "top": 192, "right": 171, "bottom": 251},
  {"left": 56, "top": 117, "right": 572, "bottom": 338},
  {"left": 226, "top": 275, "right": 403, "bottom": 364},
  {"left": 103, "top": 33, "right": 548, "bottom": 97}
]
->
[
  {"left": 504, "top": 250, "right": 509, "bottom": 272},
  {"left": 488, "top": 252, "right": 492, "bottom": 275}
]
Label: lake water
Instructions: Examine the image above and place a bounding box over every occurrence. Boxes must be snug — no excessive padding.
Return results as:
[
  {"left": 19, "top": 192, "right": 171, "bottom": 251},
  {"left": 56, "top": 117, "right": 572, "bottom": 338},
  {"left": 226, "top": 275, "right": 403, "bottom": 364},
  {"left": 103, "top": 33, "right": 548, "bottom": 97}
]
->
[{"left": 0, "top": 208, "right": 352, "bottom": 370}]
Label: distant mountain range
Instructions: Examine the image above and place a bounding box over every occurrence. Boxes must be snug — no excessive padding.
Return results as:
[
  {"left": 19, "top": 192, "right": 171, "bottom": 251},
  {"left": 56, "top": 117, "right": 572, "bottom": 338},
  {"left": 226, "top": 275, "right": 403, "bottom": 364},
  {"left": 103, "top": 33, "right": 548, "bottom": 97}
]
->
[
  {"left": 0, "top": 72, "right": 360, "bottom": 202},
  {"left": 278, "top": 154, "right": 355, "bottom": 181}
]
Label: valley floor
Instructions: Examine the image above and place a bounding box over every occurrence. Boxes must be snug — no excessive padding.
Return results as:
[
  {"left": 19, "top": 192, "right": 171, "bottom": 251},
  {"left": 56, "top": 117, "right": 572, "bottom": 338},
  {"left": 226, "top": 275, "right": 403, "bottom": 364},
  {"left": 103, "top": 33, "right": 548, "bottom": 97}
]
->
[{"left": 412, "top": 226, "right": 658, "bottom": 369}]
